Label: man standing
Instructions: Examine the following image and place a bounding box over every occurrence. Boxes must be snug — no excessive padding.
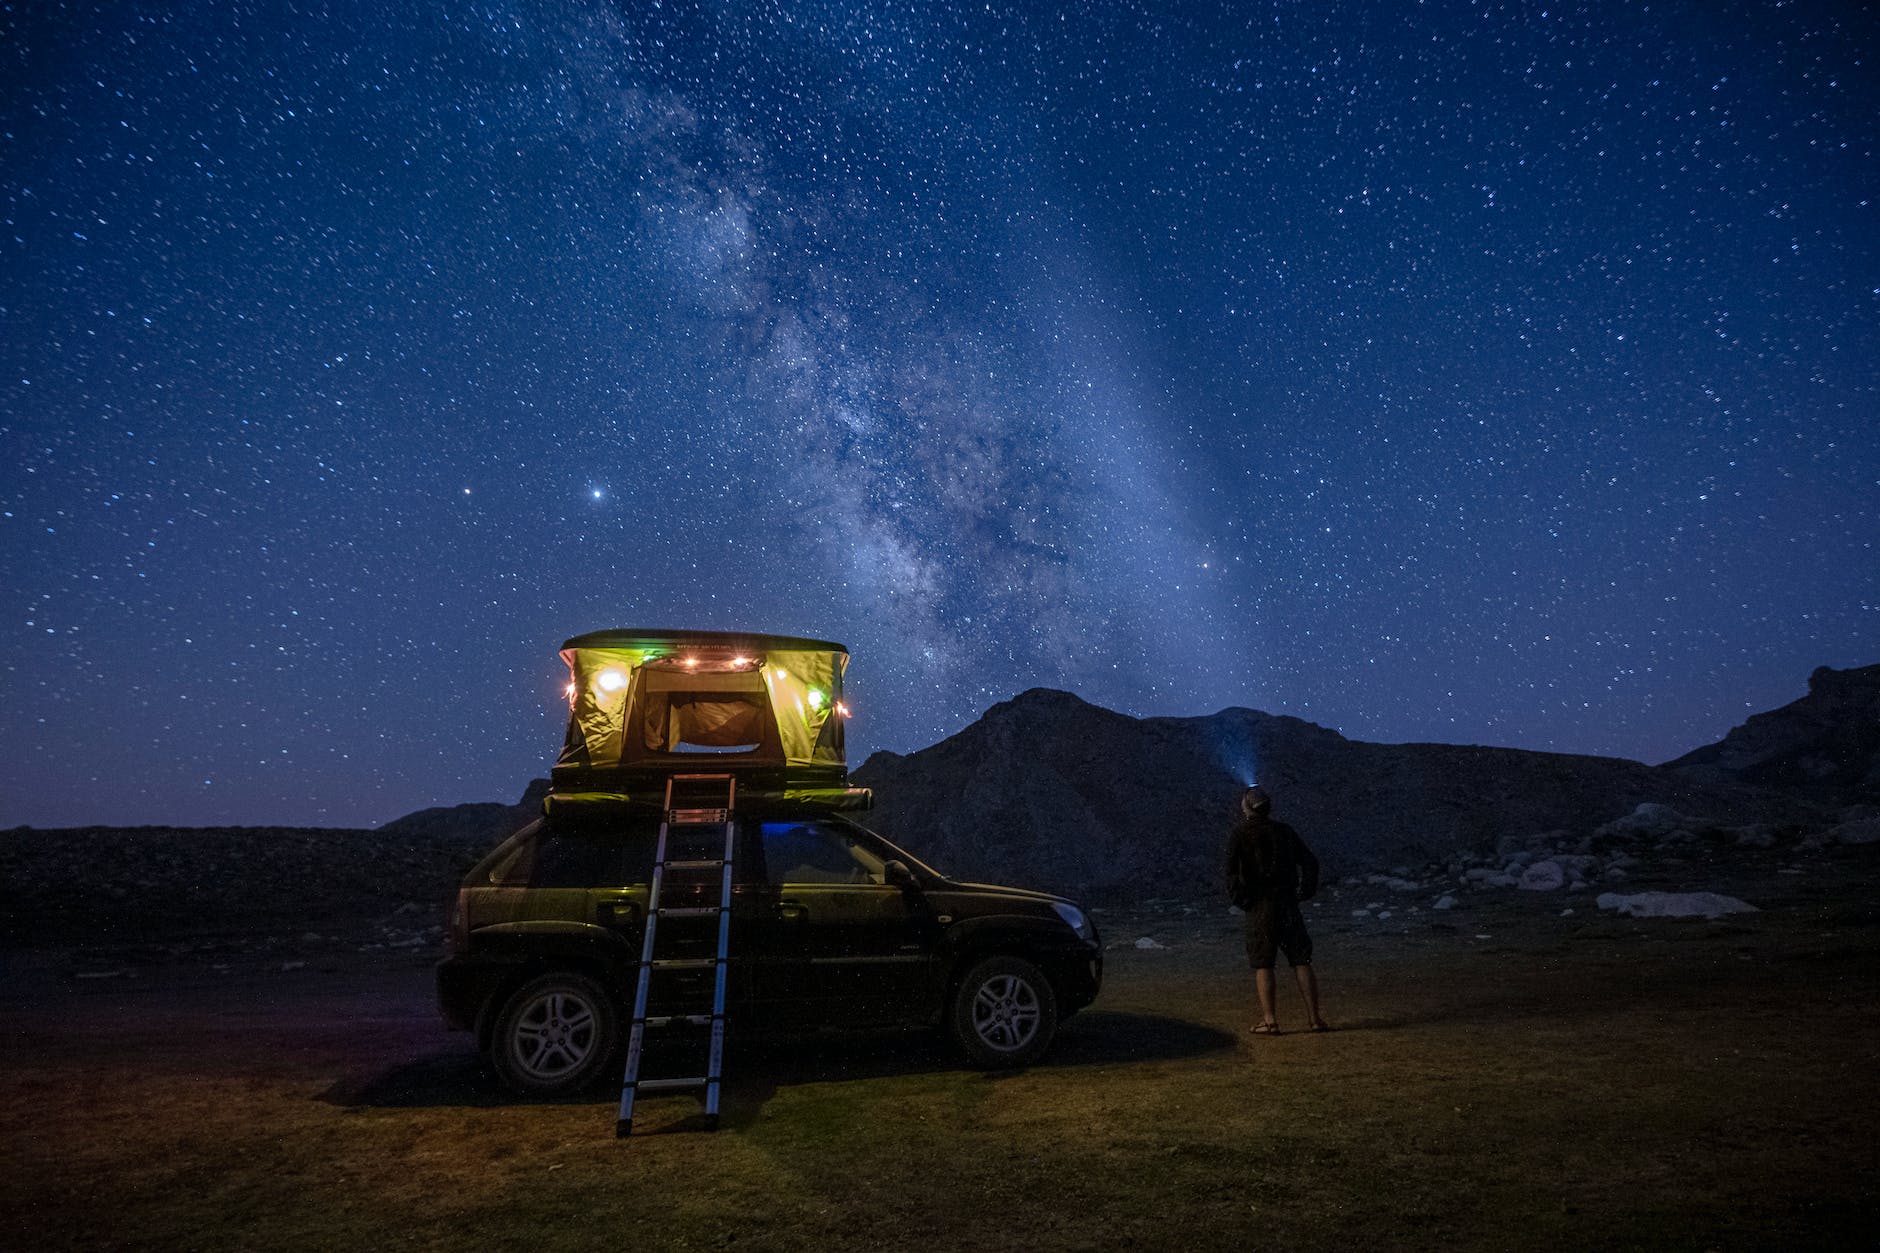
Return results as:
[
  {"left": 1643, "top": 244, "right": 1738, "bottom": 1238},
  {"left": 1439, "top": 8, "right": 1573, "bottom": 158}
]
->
[{"left": 1224, "top": 785, "right": 1329, "bottom": 1035}]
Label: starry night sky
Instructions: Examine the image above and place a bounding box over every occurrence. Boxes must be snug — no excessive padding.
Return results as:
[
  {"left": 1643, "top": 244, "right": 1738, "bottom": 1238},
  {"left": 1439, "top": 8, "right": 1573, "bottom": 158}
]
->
[{"left": 3, "top": 2, "right": 1875, "bottom": 828}]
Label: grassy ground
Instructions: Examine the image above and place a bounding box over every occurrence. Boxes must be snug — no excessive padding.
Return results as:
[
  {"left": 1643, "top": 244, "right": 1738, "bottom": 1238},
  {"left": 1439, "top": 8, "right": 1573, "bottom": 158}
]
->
[{"left": 4, "top": 873, "right": 1877, "bottom": 1251}]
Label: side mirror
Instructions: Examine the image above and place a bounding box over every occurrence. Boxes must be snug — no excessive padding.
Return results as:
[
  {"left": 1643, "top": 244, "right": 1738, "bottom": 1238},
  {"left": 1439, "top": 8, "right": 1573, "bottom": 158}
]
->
[{"left": 883, "top": 859, "right": 918, "bottom": 890}]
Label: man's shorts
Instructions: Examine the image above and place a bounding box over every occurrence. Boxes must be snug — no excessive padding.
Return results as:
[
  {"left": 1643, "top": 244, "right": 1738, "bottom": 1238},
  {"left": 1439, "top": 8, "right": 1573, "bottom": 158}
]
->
[{"left": 1244, "top": 899, "right": 1313, "bottom": 969}]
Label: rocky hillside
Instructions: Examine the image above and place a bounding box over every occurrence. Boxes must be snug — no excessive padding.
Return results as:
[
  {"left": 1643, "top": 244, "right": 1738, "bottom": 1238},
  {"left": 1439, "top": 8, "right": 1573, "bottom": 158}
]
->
[
  {"left": 375, "top": 778, "right": 550, "bottom": 844},
  {"left": 1666, "top": 663, "right": 1880, "bottom": 805},
  {"left": 852, "top": 688, "right": 1827, "bottom": 900},
  {"left": 0, "top": 782, "right": 550, "bottom": 946}
]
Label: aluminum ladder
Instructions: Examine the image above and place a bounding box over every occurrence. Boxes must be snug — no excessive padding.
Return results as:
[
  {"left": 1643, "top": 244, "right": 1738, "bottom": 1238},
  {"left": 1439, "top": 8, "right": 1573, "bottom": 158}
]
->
[{"left": 616, "top": 772, "right": 737, "bottom": 1137}]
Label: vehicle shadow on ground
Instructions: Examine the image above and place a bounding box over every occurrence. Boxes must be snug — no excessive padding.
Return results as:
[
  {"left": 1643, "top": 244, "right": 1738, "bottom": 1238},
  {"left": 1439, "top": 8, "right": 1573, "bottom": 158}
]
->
[
  {"left": 708, "top": 1011, "right": 1236, "bottom": 1131},
  {"left": 321, "top": 1009, "right": 1235, "bottom": 1112}
]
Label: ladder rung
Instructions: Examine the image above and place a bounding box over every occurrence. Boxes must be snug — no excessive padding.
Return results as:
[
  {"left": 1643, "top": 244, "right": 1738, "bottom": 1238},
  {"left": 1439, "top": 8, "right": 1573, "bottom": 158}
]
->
[
  {"left": 641, "top": 1014, "right": 716, "bottom": 1028},
  {"left": 647, "top": 957, "right": 720, "bottom": 970},
  {"left": 662, "top": 858, "right": 726, "bottom": 869},
  {"left": 656, "top": 906, "right": 723, "bottom": 917},
  {"left": 668, "top": 808, "right": 730, "bottom": 823},
  {"left": 633, "top": 1076, "right": 710, "bottom": 1093}
]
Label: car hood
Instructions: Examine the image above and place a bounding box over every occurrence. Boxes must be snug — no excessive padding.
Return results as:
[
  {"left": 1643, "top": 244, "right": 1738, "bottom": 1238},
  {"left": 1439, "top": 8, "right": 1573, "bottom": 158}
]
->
[{"left": 940, "top": 881, "right": 1073, "bottom": 907}]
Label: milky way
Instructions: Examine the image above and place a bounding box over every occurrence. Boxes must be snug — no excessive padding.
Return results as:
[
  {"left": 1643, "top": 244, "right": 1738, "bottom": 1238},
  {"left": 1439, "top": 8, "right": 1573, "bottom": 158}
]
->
[{"left": 2, "top": 2, "right": 1875, "bottom": 826}]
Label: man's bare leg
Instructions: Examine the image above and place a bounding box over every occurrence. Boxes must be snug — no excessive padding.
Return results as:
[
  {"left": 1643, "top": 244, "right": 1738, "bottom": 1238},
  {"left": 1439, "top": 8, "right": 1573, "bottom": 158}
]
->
[
  {"left": 1254, "top": 968, "right": 1280, "bottom": 1030},
  {"left": 1293, "top": 963, "right": 1327, "bottom": 1029}
]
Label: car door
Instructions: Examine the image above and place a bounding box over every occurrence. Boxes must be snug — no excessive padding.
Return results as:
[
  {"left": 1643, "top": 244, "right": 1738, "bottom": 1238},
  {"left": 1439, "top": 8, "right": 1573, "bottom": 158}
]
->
[
  {"left": 746, "top": 819, "right": 935, "bottom": 1028},
  {"left": 739, "top": 819, "right": 813, "bottom": 1030},
  {"left": 618, "top": 812, "right": 762, "bottom": 1021}
]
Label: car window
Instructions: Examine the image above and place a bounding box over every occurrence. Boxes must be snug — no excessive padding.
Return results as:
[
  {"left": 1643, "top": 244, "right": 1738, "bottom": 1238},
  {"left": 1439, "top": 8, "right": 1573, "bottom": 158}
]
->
[
  {"left": 760, "top": 821, "right": 887, "bottom": 886},
  {"left": 488, "top": 839, "right": 535, "bottom": 886},
  {"left": 530, "top": 832, "right": 620, "bottom": 888},
  {"left": 485, "top": 819, "right": 662, "bottom": 888},
  {"left": 619, "top": 827, "right": 658, "bottom": 884},
  {"left": 839, "top": 819, "right": 944, "bottom": 880}
]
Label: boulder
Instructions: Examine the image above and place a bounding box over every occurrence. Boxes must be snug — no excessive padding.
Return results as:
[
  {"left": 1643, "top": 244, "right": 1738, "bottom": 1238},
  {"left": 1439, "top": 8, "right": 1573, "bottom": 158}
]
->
[
  {"left": 1595, "top": 891, "right": 1758, "bottom": 920},
  {"left": 1518, "top": 860, "right": 1566, "bottom": 891},
  {"left": 1595, "top": 803, "right": 1698, "bottom": 842},
  {"left": 1829, "top": 818, "right": 1880, "bottom": 846},
  {"left": 1729, "top": 824, "right": 1779, "bottom": 849}
]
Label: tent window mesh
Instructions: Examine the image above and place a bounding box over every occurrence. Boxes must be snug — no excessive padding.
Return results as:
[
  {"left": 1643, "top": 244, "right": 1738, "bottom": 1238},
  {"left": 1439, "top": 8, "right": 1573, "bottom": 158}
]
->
[{"left": 642, "top": 691, "right": 767, "bottom": 754}]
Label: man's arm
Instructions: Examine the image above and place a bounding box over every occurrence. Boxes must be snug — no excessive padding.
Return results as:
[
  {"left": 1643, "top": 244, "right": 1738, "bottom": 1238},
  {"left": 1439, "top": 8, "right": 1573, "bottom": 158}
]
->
[
  {"left": 1224, "top": 827, "right": 1248, "bottom": 907},
  {"left": 1296, "top": 833, "right": 1320, "bottom": 901}
]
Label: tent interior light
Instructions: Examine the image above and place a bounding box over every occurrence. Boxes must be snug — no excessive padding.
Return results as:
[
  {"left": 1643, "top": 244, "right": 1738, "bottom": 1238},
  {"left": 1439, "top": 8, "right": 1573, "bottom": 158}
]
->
[
  {"left": 733, "top": 655, "right": 752, "bottom": 667},
  {"left": 807, "top": 688, "right": 826, "bottom": 710},
  {"left": 597, "top": 669, "right": 628, "bottom": 692},
  {"left": 683, "top": 656, "right": 698, "bottom": 668}
]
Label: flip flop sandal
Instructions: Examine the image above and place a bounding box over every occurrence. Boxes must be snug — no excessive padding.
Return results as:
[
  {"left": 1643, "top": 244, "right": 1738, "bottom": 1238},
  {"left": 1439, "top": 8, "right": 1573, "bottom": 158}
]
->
[{"left": 1250, "top": 1022, "right": 1282, "bottom": 1036}]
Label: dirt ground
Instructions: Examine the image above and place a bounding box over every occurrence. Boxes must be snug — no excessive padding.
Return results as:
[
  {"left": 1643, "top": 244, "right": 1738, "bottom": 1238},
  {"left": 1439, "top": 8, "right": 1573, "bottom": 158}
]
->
[{"left": 4, "top": 854, "right": 1877, "bottom": 1251}]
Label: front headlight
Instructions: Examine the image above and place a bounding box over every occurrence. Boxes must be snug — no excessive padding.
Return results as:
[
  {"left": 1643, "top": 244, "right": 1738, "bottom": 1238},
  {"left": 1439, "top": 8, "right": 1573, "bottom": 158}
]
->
[{"left": 1052, "top": 901, "right": 1096, "bottom": 942}]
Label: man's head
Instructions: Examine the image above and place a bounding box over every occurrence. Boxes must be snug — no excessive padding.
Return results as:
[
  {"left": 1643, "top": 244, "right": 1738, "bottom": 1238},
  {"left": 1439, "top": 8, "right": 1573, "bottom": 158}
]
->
[{"left": 1240, "top": 785, "right": 1272, "bottom": 819}]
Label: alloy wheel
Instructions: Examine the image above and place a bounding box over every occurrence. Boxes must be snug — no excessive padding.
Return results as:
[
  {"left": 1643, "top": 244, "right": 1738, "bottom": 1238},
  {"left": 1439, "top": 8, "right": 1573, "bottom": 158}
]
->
[
  {"left": 510, "top": 989, "right": 598, "bottom": 1081},
  {"left": 970, "top": 973, "right": 1041, "bottom": 1052}
]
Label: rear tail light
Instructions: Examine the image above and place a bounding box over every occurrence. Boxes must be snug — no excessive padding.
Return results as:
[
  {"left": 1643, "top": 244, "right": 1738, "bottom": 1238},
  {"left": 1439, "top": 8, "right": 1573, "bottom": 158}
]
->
[{"left": 450, "top": 888, "right": 469, "bottom": 953}]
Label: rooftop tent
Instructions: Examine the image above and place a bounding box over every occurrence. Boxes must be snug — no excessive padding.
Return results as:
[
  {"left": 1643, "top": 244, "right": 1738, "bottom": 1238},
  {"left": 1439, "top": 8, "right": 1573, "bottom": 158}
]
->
[{"left": 554, "top": 629, "right": 850, "bottom": 790}]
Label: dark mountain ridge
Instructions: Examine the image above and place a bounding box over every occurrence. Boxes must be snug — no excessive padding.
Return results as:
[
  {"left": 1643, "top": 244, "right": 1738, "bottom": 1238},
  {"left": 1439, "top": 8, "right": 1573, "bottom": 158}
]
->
[
  {"left": 853, "top": 675, "right": 1853, "bottom": 899},
  {"left": 1665, "top": 663, "right": 1880, "bottom": 805},
  {"left": 375, "top": 778, "right": 551, "bottom": 845}
]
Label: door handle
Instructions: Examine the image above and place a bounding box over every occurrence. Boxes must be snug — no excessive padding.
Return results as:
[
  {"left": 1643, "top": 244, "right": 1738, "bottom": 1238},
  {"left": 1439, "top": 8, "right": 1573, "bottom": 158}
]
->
[{"left": 597, "top": 899, "right": 641, "bottom": 926}]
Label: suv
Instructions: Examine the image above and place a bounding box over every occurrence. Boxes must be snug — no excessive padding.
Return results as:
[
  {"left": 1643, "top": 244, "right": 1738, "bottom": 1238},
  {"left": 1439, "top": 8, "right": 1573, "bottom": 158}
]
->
[{"left": 437, "top": 808, "right": 1103, "bottom": 1095}]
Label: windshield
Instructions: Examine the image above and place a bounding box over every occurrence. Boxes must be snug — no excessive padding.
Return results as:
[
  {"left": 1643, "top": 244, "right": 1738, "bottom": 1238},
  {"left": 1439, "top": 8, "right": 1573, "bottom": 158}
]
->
[{"left": 837, "top": 817, "right": 947, "bottom": 880}]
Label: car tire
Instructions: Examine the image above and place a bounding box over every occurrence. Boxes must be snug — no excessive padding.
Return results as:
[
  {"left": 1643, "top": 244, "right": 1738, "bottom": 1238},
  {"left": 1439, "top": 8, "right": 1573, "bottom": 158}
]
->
[
  {"left": 490, "top": 971, "right": 621, "bottom": 1097},
  {"left": 950, "top": 955, "right": 1058, "bottom": 1069}
]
